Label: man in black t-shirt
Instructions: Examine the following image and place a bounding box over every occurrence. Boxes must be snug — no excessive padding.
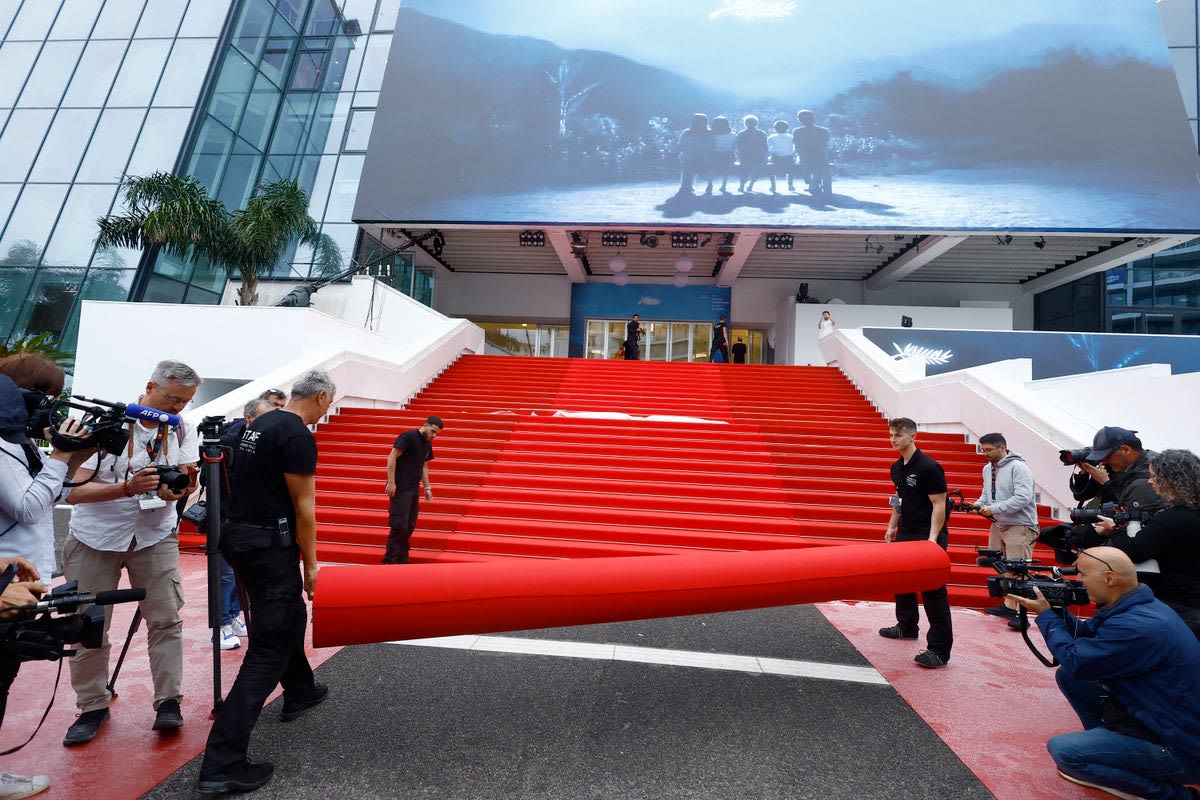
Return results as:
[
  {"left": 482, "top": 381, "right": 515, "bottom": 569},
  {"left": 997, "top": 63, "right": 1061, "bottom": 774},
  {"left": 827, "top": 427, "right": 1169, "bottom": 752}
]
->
[
  {"left": 710, "top": 315, "right": 729, "bottom": 363},
  {"left": 383, "top": 416, "right": 443, "bottom": 564},
  {"left": 731, "top": 337, "right": 747, "bottom": 364},
  {"left": 878, "top": 417, "right": 954, "bottom": 669},
  {"left": 625, "top": 314, "right": 643, "bottom": 360},
  {"left": 197, "top": 370, "right": 335, "bottom": 796}
]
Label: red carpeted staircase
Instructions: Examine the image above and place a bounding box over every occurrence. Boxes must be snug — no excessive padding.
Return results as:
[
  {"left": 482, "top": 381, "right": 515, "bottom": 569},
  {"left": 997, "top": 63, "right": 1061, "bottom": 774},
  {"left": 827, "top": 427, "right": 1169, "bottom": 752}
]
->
[{"left": 302, "top": 354, "right": 1056, "bottom": 609}]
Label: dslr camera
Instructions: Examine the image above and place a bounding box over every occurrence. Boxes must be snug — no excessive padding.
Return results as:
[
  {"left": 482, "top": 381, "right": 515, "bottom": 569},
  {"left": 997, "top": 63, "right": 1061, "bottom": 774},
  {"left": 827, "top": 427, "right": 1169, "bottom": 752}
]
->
[
  {"left": 1, "top": 581, "right": 145, "bottom": 662},
  {"left": 976, "top": 548, "right": 1090, "bottom": 607},
  {"left": 1058, "top": 448, "right": 1098, "bottom": 466},
  {"left": 947, "top": 489, "right": 979, "bottom": 513}
]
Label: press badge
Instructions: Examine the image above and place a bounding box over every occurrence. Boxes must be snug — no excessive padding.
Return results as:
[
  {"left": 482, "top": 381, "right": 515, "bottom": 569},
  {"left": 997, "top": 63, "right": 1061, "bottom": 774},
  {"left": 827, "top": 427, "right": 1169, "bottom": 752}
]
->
[{"left": 139, "top": 495, "right": 168, "bottom": 511}]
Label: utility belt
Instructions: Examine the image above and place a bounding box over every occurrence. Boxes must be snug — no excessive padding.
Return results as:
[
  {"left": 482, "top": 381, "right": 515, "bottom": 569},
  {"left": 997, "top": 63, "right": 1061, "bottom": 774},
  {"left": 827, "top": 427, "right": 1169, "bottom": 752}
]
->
[{"left": 224, "top": 517, "right": 294, "bottom": 552}]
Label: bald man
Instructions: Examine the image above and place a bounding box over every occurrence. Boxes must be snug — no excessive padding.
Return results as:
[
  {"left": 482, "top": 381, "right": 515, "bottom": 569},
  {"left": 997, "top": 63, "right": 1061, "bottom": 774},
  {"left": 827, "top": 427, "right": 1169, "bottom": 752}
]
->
[{"left": 1009, "top": 547, "right": 1200, "bottom": 800}]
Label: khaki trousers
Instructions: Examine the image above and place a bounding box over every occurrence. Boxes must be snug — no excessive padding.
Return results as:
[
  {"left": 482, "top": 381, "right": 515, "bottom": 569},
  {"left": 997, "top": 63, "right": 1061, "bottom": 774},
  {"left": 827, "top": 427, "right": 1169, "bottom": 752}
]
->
[{"left": 61, "top": 533, "right": 185, "bottom": 712}]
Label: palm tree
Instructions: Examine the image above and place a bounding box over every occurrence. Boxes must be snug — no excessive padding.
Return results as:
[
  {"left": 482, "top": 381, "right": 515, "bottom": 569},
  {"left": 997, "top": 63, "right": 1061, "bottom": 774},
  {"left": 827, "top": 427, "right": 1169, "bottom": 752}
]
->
[
  {"left": 225, "top": 179, "right": 342, "bottom": 306},
  {"left": 96, "top": 172, "right": 341, "bottom": 306}
]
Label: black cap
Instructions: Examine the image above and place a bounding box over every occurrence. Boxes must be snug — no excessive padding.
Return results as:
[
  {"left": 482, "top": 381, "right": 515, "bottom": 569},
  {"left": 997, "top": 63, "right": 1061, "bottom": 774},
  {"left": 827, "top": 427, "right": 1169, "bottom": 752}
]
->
[{"left": 1086, "top": 426, "right": 1140, "bottom": 461}]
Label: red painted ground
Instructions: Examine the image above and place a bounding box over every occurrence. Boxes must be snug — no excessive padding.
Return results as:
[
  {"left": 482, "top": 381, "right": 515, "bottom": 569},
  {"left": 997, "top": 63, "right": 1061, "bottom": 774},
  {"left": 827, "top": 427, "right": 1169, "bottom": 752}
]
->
[{"left": 3, "top": 554, "right": 1105, "bottom": 800}]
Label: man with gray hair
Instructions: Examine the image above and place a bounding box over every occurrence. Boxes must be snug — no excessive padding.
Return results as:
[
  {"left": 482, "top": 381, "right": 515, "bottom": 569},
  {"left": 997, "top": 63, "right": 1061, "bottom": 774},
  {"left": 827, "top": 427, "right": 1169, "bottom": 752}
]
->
[
  {"left": 197, "top": 370, "right": 334, "bottom": 795},
  {"left": 62, "top": 360, "right": 202, "bottom": 745}
]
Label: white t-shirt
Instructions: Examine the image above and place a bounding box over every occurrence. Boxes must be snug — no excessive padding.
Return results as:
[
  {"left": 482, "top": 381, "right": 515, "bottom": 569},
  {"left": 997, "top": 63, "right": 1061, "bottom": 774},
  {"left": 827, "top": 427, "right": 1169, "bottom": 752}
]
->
[
  {"left": 69, "top": 419, "right": 199, "bottom": 552},
  {"left": 818, "top": 319, "right": 835, "bottom": 338},
  {"left": 0, "top": 440, "right": 69, "bottom": 582}
]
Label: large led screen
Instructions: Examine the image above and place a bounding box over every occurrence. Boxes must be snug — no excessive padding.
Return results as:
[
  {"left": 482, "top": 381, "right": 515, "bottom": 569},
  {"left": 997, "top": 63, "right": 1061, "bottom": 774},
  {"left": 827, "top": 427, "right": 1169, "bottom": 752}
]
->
[{"left": 356, "top": 1, "right": 1200, "bottom": 232}]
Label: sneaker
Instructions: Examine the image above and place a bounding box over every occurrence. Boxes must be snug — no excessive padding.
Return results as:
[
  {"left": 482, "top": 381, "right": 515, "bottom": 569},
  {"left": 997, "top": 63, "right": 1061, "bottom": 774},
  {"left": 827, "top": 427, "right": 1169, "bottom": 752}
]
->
[
  {"left": 220, "top": 624, "right": 241, "bottom": 650},
  {"left": 878, "top": 625, "right": 918, "bottom": 640},
  {"left": 152, "top": 699, "right": 184, "bottom": 732},
  {"left": 279, "top": 683, "right": 329, "bottom": 722},
  {"left": 0, "top": 771, "right": 50, "bottom": 799},
  {"left": 914, "top": 650, "right": 948, "bottom": 669},
  {"left": 1055, "top": 770, "right": 1143, "bottom": 800},
  {"left": 197, "top": 761, "right": 274, "bottom": 795},
  {"left": 230, "top": 614, "right": 248, "bottom": 637},
  {"left": 984, "top": 604, "right": 1017, "bottom": 619},
  {"left": 62, "top": 708, "right": 109, "bottom": 745}
]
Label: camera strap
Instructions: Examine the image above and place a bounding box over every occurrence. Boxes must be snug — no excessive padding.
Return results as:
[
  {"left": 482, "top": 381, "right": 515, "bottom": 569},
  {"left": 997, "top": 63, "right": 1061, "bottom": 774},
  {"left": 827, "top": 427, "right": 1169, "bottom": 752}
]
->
[
  {"left": 0, "top": 658, "right": 67, "bottom": 756},
  {"left": 1015, "top": 608, "right": 1061, "bottom": 668}
]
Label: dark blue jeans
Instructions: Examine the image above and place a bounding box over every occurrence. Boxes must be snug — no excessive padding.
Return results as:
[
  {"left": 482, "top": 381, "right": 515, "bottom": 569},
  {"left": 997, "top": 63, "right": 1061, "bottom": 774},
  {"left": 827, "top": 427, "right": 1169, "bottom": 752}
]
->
[{"left": 1050, "top": 666, "right": 1200, "bottom": 799}]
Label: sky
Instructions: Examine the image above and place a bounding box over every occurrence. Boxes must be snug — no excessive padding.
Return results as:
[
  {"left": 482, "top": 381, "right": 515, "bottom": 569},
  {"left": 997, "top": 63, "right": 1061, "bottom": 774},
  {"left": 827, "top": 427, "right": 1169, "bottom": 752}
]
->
[{"left": 400, "top": 0, "right": 1172, "bottom": 101}]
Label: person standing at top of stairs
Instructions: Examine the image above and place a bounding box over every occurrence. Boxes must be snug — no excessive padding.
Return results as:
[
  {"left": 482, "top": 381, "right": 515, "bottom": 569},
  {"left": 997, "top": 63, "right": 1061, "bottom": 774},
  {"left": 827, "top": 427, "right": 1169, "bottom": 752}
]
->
[{"left": 383, "top": 416, "right": 443, "bottom": 564}]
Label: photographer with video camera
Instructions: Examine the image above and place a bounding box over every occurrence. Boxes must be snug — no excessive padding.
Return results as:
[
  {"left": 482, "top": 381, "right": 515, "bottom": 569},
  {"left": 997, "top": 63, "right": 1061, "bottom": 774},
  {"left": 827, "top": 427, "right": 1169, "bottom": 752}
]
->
[
  {"left": 1008, "top": 547, "right": 1200, "bottom": 800},
  {"left": 0, "top": 555, "right": 50, "bottom": 799},
  {"left": 971, "top": 432, "right": 1040, "bottom": 627},
  {"left": 1090, "top": 449, "right": 1200, "bottom": 637},
  {"left": 60, "top": 360, "right": 200, "bottom": 746},
  {"left": 1065, "top": 426, "right": 1162, "bottom": 515}
]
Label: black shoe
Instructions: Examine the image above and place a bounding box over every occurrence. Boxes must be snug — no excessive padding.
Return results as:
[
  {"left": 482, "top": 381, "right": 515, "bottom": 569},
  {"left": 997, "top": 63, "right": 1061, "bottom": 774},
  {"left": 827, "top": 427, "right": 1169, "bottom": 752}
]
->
[
  {"left": 63, "top": 708, "right": 109, "bottom": 745},
  {"left": 279, "top": 683, "right": 328, "bottom": 722},
  {"left": 984, "top": 604, "right": 1017, "bottom": 619},
  {"left": 914, "top": 650, "right": 948, "bottom": 669},
  {"left": 197, "top": 761, "right": 274, "bottom": 795},
  {"left": 878, "top": 625, "right": 918, "bottom": 640},
  {"left": 153, "top": 699, "right": 184, "bottom": 732}
]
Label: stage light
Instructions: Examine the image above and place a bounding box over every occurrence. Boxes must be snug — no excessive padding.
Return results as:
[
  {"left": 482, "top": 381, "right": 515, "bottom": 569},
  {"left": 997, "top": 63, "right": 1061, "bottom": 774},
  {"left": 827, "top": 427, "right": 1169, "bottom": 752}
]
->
[
  {"left": 716, "top": 243, "right": 735, "bottom": 259},
  {"left": 699, "top": 234, "right": 712, "bottom": 247},
  {"left": 673, "top": 272, "right": 688, "bottom": 288},
  {"left": 764, "top": 233, "right": 794, "bottom": 250},
  {"left": 674, "top": 255, "right": 694, "bottom": 273},
  {"left": 601, "top": 232, "right": 627, "bottom": 247},
  {"left": 1034, "top": 236, "right": 1046, "bottom": 250},
  {"left": 639, "top": 232, "right": 659, "bottom": 248},
  {"left": 609, "top": 255, "right": 627, "bottom": 273},
  {"left": 796, "top": 282, "right": 809, "bottom": 302},
  {"left": 518, "top": 230, "right": 546, "bottom": 247},
  {"left": 613, "top": 271, "right": 630, "bottom": 286},
  {"left": 570, "top": 231, "right": 587, "bottom": 257},
  {"left": 994, "top": 234, "right": 1013, "bottom": 246},
  {"left": 670, "top": 232, "right": 699, "bottom": 248}
]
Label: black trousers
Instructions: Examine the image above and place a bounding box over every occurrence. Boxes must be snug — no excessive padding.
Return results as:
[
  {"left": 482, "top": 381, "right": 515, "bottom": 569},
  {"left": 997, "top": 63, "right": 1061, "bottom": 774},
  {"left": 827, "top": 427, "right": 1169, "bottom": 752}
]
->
[
  {"left": 384, "top": 488, "right": 420, "bottom": 564},
  {"left": 892, "top": 531, "right": 954, "bottom": 660},
  {"left": 200, "top": 530, "right": 315, "bottom": 776},
  {"left": 0, "top": 651, "right": 18, "bottom": 730}
]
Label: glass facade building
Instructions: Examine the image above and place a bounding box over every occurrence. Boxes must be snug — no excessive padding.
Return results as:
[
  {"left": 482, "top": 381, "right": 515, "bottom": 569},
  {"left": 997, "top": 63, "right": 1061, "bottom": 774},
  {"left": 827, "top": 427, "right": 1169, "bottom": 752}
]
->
[{"left": 0, "top": 0, "right": 401, "bottom": 348}]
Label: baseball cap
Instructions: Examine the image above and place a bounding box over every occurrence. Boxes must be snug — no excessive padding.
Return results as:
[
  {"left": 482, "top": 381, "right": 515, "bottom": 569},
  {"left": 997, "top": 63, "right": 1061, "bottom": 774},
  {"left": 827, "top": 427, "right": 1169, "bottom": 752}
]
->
[{"left": 1086, "top": 426, "right": 1140, "bottom": 461}]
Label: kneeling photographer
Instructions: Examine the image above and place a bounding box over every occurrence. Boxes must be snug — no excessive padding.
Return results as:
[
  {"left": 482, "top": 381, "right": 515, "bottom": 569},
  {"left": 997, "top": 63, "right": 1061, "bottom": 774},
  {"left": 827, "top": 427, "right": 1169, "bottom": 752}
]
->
[
  {"left": 1090, "top": 449, "right": 1200, "bottom": 637},
  {"left": 1008, "top": 547, "right": 1200, "bottom": 800}
]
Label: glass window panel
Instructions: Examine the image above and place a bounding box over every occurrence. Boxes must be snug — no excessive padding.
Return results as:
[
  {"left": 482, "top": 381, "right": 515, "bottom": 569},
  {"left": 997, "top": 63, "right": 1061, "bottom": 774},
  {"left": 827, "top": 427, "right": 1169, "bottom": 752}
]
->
[
  {"left": 134, "top": 0, "right": 186, "bottom": 38},
  {"left": 354, "top": 33, "right": 389, "bottom": 92},
  {"left": 179, "top": 0, "right": 232, "bottom": 37},
  {"left": 154, "top": 38, "right": 215, "bottom": 106},
  {"left": 62, "top": 39, "right": 125, "bottom": 106},
  {"left": 1146, "top": 313, "right": 1176, "bottom": 334},
  {"left": 8, "top": 1, "right": 59, "bottom": 40},
  {"left": 215, "top": 153, "right": 261, "bottom": 208},
  {"left": 210, "top": 48, "right": 256, "bottom": 130},
  {"left": 16, "top": 267, "right": 86, "bottom": 337},
  {"left": 44, "top": 183, "right": 117, "bottom": 264},
  {"left": 0, "top": 183, "right": 70, "bottom": 262},
  {"left": 412, "top": 266, "right": 433, "bottom": 306},
  {"left": 1182, "top": 313, "right": 1200, "bottom": 335},
  {"left": 18, "top": 40, "right": 84, "bottom": 107},
  {"left": 306, "top": 1, "right": 339, "bottom": 36},
  {"left": 0, "top": 267, "right": 35, "bottom": 340},
  {"left": 239, "top": 73, "right": 283, "bottom": 151},
  {"left": 232, "top": 0, "right": 273, "bottom": 61},
  {"left": 310, "top": 223, "right": 355, "bottom": 272},
  {"left": 49, "top": 0, "right": 103, "bottom": 39},
  {"left": 374, "top": 0, "right": 400, "bottom": 32},
  {"left": 186, "top": 253, "right": 226, "bottom": 292},
  {"left": 276, "top": 0, "right": 303, "bottom": 31},
  {"left": 0, "top": 108, "right": 54, "bottom": 181},
  {"left": 150, "top": 250, "right": 189, "bottom": 280},
  {"left": 140, "top": 272, "right": 186, "bottom": 303},
  {"left": 0, "top": 183, "right": 21, "bottom": 236},
  {"left": 343, "top": 108, "right": 373, "bottom": 151},
  {"left": 290, "top": 50, "right": 326, "bottom": 91},
  {"left": 294, "top": 153, "right": 320, "bottom": 196},
  {"left": 55, "top": 266, "right": 133, "bottom": 347},
  {"left": 352, "top": 90, "right": 379, "bottom": 108},
  {"left": 0, "top": 5, "right": 20, "bottom": 37},
  {"left": 182, "top": 285, "right": 221, "bottom": 305},
  {"left": 77, "top": 107, "right": 144, "bottom": 182},
  {"left": 125, "top": 107, "right": 188, "bottom": 176},
  {"left": 694, "top": 321, "right": 712, "bottom": 361},
  {"left": 0, "top": 42, "right": 40, "bottom": 107},
  {"left": 186, "top": 118, "right": 234, "bottom": 188},
  {"left": 270, "top": 92, "right": 317, "bottom": 154},
  {"left": 90, "top": 243, "right": 135, "bottom": 270},
  {"left": 669, "top": 322, "right": 691, "bottom": 361},
  {"left": 109, "top": 39, "right": 171, "bottom": 106},
  {"left": 1131, "top": 267, "right": 1155, "bottom": 306},
  {"left": 92, "top": 0, "right": 144, "bottom": 39},
  {"left": 304, "top": 154, "right": 337, "bottom": 222},
  {"left": 323, "top": 154, "right": 363, "bottom": 222},
  {"left": 260, "top": 37, "right": 293, "bottom": 85},
  {"left": 30, "top": 107, "right": 99, "bottom": 181}
]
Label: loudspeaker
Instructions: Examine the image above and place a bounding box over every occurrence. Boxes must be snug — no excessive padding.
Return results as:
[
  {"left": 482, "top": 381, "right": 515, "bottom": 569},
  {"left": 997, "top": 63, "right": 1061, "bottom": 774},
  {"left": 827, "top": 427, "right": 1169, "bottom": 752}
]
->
[{"left": 901, "top": 315, "right": 913, "bottom": 328}]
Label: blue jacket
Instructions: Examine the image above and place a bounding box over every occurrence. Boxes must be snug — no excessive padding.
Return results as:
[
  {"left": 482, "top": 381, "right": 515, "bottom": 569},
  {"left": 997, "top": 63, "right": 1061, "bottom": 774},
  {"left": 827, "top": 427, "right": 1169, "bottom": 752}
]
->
[{"left": 1037, "top": 584, "right": 1200, "bottom": 761}]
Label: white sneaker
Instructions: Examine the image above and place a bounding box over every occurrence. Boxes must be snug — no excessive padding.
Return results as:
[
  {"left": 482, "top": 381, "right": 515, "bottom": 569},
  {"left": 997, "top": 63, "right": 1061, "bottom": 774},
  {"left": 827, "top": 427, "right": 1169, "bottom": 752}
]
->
[
  {"left": 230, "top": 614, "right": 248, "bottom": 637},
  {"left": 0, "top": 771, "right": 50, "bottom": 799},
  {"left": 219, "top": 625, "right": 241, "bottom": 650}
]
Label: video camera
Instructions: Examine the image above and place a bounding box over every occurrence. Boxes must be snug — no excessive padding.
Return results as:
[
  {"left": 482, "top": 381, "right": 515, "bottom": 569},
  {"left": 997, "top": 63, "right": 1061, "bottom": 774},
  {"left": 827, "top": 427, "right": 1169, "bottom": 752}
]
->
[
  {"left": 976, "top": 548, "right": 1090, "bottom": 607},
  {"left": 1058, "top": 448, "right": 1098, "bottom": 466},
  {"left": 1038, "top": 501, "right": 1162, "bottom": 572},
  {"left": 1, "top": 581, "right": 145, "bottom": 662},
  {"left": 24, "top": 391, "right": 180, "bottom": 456},
  {"left": 947, "top": 489, "right": 979, "bottom": 513}
]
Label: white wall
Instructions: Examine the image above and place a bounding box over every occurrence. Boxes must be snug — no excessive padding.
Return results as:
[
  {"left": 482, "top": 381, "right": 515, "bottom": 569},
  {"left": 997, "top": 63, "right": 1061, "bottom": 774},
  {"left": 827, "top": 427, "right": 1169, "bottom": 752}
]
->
[
  {"left": 77, "top": 277, "right": 484, "bottom": 425},
  {"left": 437, "top": 271, "right": 573, "bottom": 321}
]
